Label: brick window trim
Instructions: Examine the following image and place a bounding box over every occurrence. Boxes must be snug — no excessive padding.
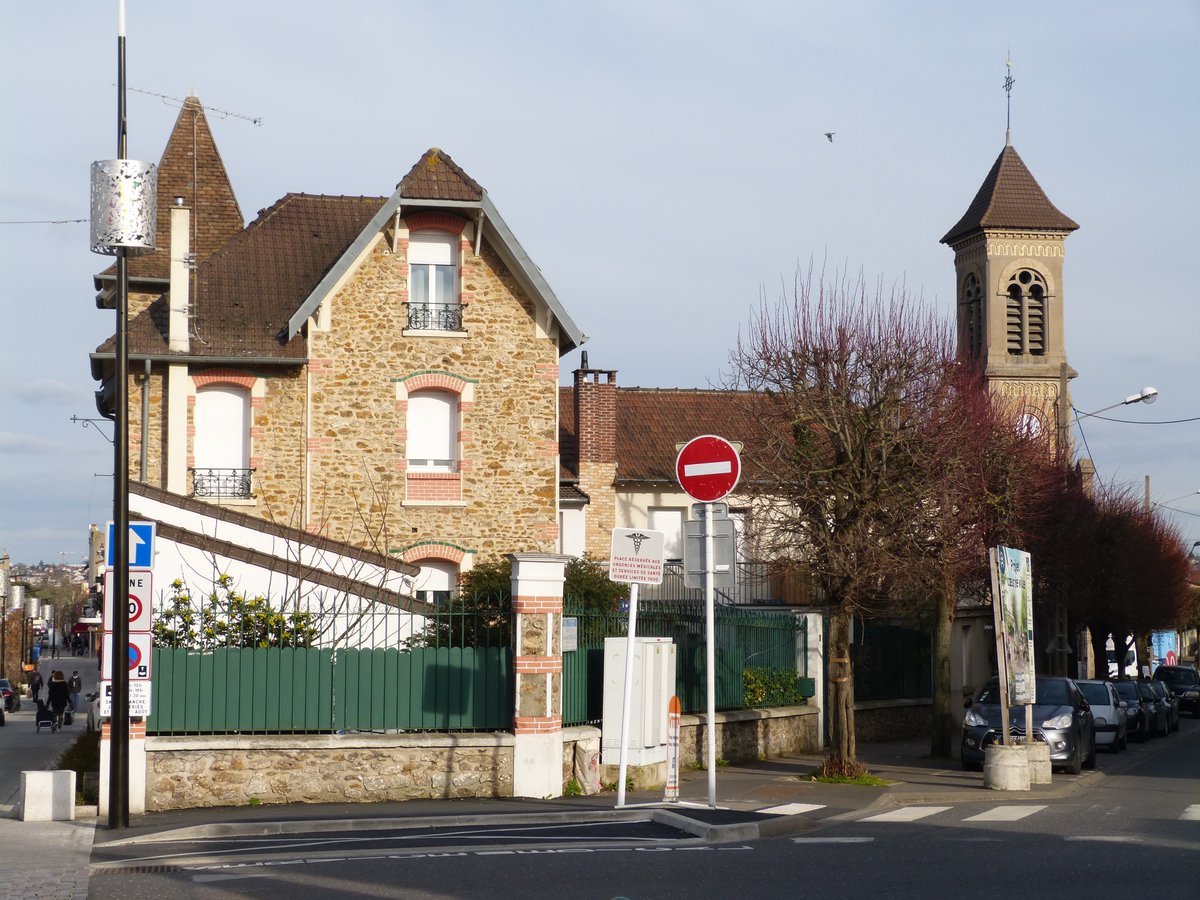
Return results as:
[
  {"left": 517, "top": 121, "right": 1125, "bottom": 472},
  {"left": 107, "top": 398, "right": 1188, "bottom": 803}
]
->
[
  {"left": 192, "top": 368, "right": 258, "bottom": 391},
  {"left": 402, "top": 211, "right": 469, "bottom": 237}
]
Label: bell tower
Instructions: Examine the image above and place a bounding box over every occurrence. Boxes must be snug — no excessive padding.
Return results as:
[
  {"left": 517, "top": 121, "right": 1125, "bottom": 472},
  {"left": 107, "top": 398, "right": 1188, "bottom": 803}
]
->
[{"left": 941, "top": 138, "right": 1079, "bottom": 448}]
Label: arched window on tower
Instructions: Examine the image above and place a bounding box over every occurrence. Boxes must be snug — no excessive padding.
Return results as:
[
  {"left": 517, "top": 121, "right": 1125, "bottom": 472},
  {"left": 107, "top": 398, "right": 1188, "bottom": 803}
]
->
[
  {"left": 1005, "top": 269, "right": 1048, "bottom": 356},
  {"left": 961, "top": 272, "right": 983, "bottom": 360}
]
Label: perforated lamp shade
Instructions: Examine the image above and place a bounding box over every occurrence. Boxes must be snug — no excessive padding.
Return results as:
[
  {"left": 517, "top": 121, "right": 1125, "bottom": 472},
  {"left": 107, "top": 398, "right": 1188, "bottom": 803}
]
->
[{"left": 89, "top": 159, "right": 157, "bottom": 255}]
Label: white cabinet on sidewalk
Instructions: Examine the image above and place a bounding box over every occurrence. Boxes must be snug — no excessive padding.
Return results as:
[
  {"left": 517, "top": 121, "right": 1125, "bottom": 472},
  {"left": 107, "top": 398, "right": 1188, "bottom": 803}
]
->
[{"left": 600, "top": 637, "right": 675, "bottom": 766}]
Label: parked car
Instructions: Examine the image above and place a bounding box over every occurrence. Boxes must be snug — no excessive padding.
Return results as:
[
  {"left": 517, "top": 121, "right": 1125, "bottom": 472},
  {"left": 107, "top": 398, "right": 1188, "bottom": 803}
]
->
[
  {"left": 961, "top": 676, "right": 1097, "bottom": 775},
  {"left": 1076, "top": 679, "right": 1127, "bottom": 752},
  {"left": 1113, "top": 680, "right": 1154, "bottom": 742},
  {"left": 0, "top": 677, "right": 18, "bottom": 712},
  {"left": 1147, "top": 679, "right": 1180, "bottom": 732},
  {"left": 1152, "top": 665, "right": 1200, "bottom": 717},
  {"left": 1136, "top": 679, "right": 1170, "bottom": 737}
]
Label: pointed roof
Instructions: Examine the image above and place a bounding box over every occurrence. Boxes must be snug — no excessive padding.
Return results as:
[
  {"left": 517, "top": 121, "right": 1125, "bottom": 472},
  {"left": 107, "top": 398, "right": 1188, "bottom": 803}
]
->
[
  {"left": 96, "top": 96, "right": 244, "bottom": 285},
  {"left": 397, "top": 148, "right": 484, "bottom": 202},
  {"left": 941, "top": 144, "right": 1078, "bottom": 245}
]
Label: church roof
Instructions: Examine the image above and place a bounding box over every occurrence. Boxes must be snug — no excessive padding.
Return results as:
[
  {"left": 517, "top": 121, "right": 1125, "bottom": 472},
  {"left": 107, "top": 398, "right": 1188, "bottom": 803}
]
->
[
  {"left": 95, "top": 96, "right": 244, "bottom": 287},
  {"left": 941, "top": 144, "right": 1078, "bottom": 245}
]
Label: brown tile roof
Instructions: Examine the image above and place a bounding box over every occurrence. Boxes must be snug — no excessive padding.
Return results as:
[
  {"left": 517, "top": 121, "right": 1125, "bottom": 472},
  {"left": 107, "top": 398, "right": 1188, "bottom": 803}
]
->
[
  {"left": 98, "top": 96, "right": 244, "bottom": 285},
  {"left": 398, "top": 149, "right": 484, "bottom": 202},
  {"left": 941, "top": 144, "right": 1078, "bottom": 245},
  {"left": 560, "top": 387, "right": 763, "bottom": 485},
  {"left": 98, "top": 193, "right": 386, "bottom": 360}
]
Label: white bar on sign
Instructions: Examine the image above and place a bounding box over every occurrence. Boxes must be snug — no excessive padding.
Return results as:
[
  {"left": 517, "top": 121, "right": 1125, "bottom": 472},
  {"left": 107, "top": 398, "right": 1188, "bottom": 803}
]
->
[{"left": 684, "top": 461, "right": 732, "bottom": 477}]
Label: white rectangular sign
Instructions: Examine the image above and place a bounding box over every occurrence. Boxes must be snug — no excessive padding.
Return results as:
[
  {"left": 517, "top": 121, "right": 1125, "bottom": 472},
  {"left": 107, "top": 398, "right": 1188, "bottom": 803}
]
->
[
  {"left": 562, "top": 617, "right": 579, "bottom": 653},
  {"left": 101, "top": 632, "right": 153, "bottom": 681},
  {"left": 102, "top": 570, "right": 153, "bottom": 632},
  {"left": 609, "top": 528, "right": 666, "bottom": 585},
  {"left": 98, "top": 680, "right": 152, "bottom": 718}
]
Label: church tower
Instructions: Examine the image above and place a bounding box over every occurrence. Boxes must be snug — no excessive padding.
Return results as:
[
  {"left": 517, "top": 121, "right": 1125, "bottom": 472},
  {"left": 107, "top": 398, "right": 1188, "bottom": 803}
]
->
[{"left": 941, "top": 141, "right": 1079, "bottom": 449}]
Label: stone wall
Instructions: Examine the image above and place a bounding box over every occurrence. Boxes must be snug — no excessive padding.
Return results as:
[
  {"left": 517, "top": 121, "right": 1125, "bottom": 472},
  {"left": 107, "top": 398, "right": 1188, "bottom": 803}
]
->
[
  {"left": 144, "top": 733, "right": 514, "bottom": 810},
  {"left": 854, "top": 699, "right": 932, "bottom": 743}
]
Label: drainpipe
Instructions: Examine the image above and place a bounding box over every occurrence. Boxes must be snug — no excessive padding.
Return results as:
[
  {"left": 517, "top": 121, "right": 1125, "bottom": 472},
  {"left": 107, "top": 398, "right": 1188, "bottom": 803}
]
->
[{"left": 139, "top": 358, "right": 150, "bottom": 481}]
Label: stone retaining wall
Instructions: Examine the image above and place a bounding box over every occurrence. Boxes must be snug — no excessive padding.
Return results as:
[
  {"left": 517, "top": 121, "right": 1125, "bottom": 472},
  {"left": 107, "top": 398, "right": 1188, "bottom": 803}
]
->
[
  {"left": 144, "top": 706, "right": 820, "bottom": 809},
  {"left": 854, "top": 699, "right": 932, "bottom": 743}
]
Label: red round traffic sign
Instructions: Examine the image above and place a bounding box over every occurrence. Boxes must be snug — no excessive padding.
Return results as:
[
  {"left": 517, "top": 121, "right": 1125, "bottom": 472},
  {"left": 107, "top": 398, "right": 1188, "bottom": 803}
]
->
[{"left": 676, "top": 434, "right": 741, "bottom": 502}]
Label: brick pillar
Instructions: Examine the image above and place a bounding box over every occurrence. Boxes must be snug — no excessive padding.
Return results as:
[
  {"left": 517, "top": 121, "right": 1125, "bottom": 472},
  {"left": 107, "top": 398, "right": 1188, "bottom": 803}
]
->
[
  {"left": 510, "top": 553, "right": 568, "bottom": 798},
  {"left": 98, "top": 718, "right": 146, "bottom": 816}
]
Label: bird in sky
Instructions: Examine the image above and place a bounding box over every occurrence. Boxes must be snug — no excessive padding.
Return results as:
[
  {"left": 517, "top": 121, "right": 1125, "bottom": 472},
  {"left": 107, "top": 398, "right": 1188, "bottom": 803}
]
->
[{"left": 824, "top": 132, "right": 835, "bottom": 142}]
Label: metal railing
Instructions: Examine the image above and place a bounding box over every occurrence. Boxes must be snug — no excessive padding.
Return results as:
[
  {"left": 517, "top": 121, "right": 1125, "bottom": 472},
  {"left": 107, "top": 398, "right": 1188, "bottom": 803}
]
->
[
  {"left": 405, "top": 301, "right": 464, "bottom": 331},
  {"left": 190, "top": 467, "right": 254, "bottom": 499},
  {"left": 594, "top": 560, "right": 812, "bottom": 607}
]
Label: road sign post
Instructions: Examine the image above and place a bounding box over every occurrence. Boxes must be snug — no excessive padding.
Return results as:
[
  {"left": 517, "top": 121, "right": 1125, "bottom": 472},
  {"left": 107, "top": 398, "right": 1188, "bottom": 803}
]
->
[
  {"left": 609, "top": 528, "right": 665, "bottom": 809},
  {"left": 675, "top": 436, "right": 741, "bottom": 809}
]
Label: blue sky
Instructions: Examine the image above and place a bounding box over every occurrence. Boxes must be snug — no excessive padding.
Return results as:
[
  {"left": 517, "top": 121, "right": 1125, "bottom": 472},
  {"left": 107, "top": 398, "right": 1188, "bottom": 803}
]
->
[{"left": 1, "top": 1, "right": 1197, "bottom": 565}]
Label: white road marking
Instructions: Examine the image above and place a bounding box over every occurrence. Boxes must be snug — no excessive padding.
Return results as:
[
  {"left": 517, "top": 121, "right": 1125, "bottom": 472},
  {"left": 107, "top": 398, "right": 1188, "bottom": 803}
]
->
[
  {"left": 757, "top": 803, "right": 826, "bottom": 816},
  {"left": 1181, "top": 805, "right": 1200, "bottom": 821},
  {"left": 962, "top": 805, "right": 1047, "bottom": 823},
  {"left": 1065, "top": 836, "right": 1145, "bottom": 844},
  {"left": 860, "top": 806, "right": 951, "bottom": 823},
  {"left": 791, "top": 837, "right": 875, "bottom": 844}
]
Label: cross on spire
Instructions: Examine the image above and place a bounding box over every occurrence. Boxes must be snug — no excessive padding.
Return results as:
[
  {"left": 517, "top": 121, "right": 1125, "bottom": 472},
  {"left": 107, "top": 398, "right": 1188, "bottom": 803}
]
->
[{"left": 1004, "top": 55, "right": 1015, "bottom": 145}]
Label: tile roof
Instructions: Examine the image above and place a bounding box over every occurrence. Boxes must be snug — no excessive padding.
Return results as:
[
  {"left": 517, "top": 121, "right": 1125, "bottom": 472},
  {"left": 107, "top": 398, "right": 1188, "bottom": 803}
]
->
[
  {"left": 98, "top": 193, "right": 386, "bottom": 360},
  {"left": 98, "top": 96, "right": 244, "bottom": 284},
  {"left": 560, "top": 386, "right": 765, "bottom": 485},
  {"left": 941, "top": 144, "right": 1078, "bottom": 245},
  {"left": 398, "top": 149, "right": 484, "bottom": 202}
]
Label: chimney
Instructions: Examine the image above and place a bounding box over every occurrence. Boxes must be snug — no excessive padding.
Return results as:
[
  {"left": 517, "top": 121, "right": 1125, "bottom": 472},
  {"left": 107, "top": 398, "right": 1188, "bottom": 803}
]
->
[
  {"left": 168, "top": 197, "right": 190, "bottom": 353},
  {"left": 573, "top": 359, "right": 617, "bottom": 465}
]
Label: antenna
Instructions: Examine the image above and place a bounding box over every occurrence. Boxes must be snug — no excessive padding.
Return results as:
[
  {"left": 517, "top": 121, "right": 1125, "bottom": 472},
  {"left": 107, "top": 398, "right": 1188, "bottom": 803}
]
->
[
  {"left": 124, "top": 85, "right": 262, "bottom": 126},
  {"left": 1004, "top": 54, "right": 1015, "bottom": 145}
]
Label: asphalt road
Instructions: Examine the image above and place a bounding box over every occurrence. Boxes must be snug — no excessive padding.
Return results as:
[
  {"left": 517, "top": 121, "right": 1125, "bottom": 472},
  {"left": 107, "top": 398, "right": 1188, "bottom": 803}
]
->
[{"left": 86, "top": 719, "right": 1200, "bottom": 899}]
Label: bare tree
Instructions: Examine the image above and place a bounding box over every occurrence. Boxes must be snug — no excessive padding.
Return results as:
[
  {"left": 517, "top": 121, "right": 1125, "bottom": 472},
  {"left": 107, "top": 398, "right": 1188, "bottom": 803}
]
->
[{"left": 728, "top": 263, "right": 958, "bottom": 765}]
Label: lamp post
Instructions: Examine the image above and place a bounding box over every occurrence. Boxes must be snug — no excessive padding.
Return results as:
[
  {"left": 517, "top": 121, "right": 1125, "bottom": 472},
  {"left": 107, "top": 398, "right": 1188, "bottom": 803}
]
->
[
  {"left": 89, "top": 0, "right": 157, "bottom": 830},
  {"left": 1073, "top": 386, "right": 1158, "bottom": 420}
]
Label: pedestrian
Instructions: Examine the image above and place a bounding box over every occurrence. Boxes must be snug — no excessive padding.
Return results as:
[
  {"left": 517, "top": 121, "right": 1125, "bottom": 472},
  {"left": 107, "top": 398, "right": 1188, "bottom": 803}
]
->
[
  {"left": 47, "top": 670, "right": 69, "bottom": 729},
  {"left": 30, "top": 669, "right": 42, "bottom": 702},
  {"left": 68, "top": 670, "right": 82, "bottom": 711}
]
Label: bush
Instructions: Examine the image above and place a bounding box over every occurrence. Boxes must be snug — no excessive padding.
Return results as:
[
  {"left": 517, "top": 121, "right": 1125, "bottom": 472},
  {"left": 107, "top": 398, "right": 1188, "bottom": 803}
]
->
[{"left": 743, "top": 666, "right": 805, "bottom": 707}]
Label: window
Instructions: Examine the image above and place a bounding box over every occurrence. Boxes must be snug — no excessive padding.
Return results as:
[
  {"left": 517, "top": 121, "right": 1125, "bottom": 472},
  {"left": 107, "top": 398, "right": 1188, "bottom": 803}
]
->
[
  {"left": 960, "top": 272, "right": 983, "bottom": 359},
  {"left": 414, "top": 560, "right": 458, "bottom": 606},
  {"left": 192, "top": 385, "right": 252, "bottom": 498},
  {"left": 649, "top": 508, "right": 685, "bottom": 560},
  {"left": 407, "top": 232, "right": 461, "bottom": 331},
  {"left": 1005, "top": 269, "right": 1047, "bottom": 356},
  {"left": 407, "top": 391, "right": 458, "bottom": 471}
]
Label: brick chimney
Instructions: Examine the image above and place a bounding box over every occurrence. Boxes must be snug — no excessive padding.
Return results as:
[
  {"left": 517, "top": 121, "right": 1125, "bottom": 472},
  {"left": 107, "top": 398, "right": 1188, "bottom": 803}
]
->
[{"left": 573, "top": 351, "right": 617, "bottom": 464}]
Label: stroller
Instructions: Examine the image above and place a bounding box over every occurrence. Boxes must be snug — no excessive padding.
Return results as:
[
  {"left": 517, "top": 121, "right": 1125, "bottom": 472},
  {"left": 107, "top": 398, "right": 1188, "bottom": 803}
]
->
[{"left": 35, "top": 699, "right": 63, "bottom": 733}]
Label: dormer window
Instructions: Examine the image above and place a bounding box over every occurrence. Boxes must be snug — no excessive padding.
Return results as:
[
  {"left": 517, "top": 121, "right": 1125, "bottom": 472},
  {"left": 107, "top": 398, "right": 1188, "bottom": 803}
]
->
[
  {"left": 406, "top": 232, "right": 462, "bottom": 331},
  {"left": 1006, "top": 269, "right": 1047, "bottom": 356}
]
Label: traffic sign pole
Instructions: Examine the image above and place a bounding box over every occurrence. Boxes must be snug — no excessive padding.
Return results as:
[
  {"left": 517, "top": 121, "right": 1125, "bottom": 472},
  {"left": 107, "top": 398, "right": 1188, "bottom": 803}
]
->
[
  {"left": 704, "top": 502, "right": 717, "bottom": 808},
  {"left": 616, "top": 582, "right": 639, "bottom": 809}
]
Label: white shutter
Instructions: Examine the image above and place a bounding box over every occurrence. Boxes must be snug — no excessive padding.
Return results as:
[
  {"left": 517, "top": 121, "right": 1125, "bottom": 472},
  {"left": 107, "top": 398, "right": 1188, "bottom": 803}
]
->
[
  {"left": 559, "top": 508, "right": 586, "bottom": 556},
  {"left": 649, "top": 508, "right": 684, "bottom": 559},
  {"left": 408, "top": 233, "right": 454, "bottom": 265},
  {"left": 407, "top": 392, "right": 457, "bottom": 469},
  {"left": 194, "top": 386, "right": 249, "bottom": 469},
  {"left": 415, "top": 560, "right": 458, "bottom": 604}
]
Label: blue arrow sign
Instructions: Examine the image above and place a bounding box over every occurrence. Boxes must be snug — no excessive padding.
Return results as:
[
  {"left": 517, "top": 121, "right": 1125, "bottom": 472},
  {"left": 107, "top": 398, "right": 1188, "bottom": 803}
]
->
[{"left": 105, "top": 521, "right": 156, "bottom": 569}]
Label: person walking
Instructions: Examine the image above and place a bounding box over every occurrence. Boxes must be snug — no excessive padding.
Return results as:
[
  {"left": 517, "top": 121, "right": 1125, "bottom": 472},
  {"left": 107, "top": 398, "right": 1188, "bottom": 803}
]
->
[
  {"left": 47, "top": 670, "right": 69, "bottom": 730},
  {"left": 68, "top": 670, "right": 82, "bottom": 711},
  {"left": 29, "top": 669, "right": 43, "bottom": 702}
]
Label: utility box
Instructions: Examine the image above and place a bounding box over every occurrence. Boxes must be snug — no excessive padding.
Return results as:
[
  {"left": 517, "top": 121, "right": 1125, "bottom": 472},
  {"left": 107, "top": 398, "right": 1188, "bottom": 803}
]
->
[{"left": 601, "top": 637, "right": 676, "bottom": 766}]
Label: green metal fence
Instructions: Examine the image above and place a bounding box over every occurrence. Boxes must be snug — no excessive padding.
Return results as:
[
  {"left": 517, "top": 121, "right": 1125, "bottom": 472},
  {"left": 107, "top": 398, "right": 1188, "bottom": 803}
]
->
[
  {"left": 148, "top": 595, "right": 513, "bottom": 735},
  {"left": 853, "top": 620, "right": 932, "bottom": 701},
  {"left": 562, "top": 599, "right": 807, "bottom": 726}
]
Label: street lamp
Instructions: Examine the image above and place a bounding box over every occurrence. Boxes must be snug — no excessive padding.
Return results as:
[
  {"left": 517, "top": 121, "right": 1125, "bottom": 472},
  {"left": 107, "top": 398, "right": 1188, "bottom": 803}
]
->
[
  {"left": 1073, "top": 386, "right": 1158, "bottom": 419},
  {"left": 1158, "top": 489, "right": 1200, "bottom": 507}
]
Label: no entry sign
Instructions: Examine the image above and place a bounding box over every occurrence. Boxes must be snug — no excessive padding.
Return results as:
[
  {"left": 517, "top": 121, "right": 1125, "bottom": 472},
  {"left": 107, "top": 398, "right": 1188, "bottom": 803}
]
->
[{"left": 676, "top": 435, "right": 741, "bottom": 503}]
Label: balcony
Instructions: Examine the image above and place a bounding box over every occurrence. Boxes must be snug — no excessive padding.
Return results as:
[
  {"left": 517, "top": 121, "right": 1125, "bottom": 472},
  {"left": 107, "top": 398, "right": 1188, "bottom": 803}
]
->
[
  {"left": 405, "top": 301, "right": 464, "bottom": 332},
  {"left": 596, "top": 561, "right": 813, "bottom": 607},
  {"left": 190, "top": 467, "right": 254, "bottom": 500}
]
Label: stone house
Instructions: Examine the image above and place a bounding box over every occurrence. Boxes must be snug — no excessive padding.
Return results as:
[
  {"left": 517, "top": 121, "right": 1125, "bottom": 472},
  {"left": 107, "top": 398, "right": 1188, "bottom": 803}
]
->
[{"left": 91, "top": 97, "right": 585, "bottom": 603}]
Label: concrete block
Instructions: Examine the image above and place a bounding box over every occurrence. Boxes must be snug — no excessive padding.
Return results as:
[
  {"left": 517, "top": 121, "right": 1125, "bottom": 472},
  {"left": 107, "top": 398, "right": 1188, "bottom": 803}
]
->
[{"left": 18, "top": 770, "right": 76, "bottom": 821}]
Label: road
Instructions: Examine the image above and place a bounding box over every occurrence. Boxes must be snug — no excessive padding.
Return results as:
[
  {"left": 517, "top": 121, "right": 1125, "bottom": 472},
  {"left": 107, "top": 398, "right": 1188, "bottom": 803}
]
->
[{"left": 87, "top": 717, "right": 1200, "bottom": 899}]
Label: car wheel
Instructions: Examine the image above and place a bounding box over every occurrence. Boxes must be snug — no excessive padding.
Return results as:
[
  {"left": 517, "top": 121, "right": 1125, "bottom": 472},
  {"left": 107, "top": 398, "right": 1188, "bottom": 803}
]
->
[{"left": 1066, "top": 741, "right": 1082, "bottom": 775}]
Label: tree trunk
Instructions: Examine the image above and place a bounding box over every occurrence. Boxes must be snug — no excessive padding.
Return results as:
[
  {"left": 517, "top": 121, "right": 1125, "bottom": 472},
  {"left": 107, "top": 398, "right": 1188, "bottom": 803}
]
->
[
  {"left": 1089, "top": 627, "right": 1110, "bottom": 680},
  {"left": 929, "top": 576, "right": 956, "bottom": 758},
  {"left": 827, "top": 611, "right": 856, "bottom": 762}
]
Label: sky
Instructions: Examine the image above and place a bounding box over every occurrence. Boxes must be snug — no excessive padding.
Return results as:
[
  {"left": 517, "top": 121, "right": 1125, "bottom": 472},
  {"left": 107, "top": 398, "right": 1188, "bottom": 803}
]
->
[{"left": 1, "top": 1, "right": 1197, "bottom": 566}]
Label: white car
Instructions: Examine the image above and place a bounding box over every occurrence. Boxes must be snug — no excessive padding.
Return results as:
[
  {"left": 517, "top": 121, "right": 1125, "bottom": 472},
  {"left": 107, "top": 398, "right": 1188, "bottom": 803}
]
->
[{"left": 1075, "top": 679, "right": 1127, "bottom": 752}]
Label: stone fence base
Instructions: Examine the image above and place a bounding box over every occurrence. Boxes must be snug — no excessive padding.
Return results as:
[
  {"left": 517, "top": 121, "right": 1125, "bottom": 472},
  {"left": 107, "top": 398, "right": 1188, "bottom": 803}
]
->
[
  {"left": 854, "top": 698, "right": 932, "bottom": 743},
  {"left": 144, "top": 706, "right": 820, "bottom": 811}
]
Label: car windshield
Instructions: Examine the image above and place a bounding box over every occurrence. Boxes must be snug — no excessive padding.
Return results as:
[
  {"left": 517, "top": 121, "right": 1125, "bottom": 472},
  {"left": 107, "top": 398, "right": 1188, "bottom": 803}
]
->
[
  {"left": 1137, "top": 683, "right": 1156, "bottom": 699},
  {"left": 1114, "top": 681, "right": 1138, "bottom": 701},
  {"left": 976, "top": 679, "right": 1070, "bottom": 706},
  {"left": 1079, "top": 682, "right": 1111, "bottom": 706},
  {"left": 1156, "top": 668, "right": 1198, "bottom": 686}
]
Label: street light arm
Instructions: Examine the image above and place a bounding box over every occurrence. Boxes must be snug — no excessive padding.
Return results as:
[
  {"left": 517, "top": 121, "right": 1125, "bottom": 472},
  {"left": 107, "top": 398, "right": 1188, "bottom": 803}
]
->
[{"left": 1074, "top": 386, "right": 1158, "bottom": 419}]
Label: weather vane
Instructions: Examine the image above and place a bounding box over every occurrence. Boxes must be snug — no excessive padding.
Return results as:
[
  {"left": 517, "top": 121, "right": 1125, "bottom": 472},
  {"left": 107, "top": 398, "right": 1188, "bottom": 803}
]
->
[{"left": 1004, "top": 54, "right": 1015, "bottom": 145}]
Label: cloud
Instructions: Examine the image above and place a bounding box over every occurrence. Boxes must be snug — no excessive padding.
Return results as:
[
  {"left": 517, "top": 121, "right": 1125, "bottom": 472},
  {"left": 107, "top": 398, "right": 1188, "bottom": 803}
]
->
[
  {"left": 0, "top": 431, "right": 67, "bottom": 454},
  {"left": 9, "top": 378, "right": 85, "bottom": 406}
]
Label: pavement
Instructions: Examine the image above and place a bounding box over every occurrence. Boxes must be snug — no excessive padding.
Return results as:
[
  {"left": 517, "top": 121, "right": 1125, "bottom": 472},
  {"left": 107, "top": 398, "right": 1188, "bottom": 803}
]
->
[{"left": 3, "top": 695, "right": 1167, "bottom": 900}]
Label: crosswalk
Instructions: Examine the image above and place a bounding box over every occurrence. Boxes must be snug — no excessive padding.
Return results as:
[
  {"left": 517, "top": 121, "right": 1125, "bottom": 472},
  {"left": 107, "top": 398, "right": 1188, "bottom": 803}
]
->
[{"left": 765, "top": 803, "right": 1200, "bottom": 826}]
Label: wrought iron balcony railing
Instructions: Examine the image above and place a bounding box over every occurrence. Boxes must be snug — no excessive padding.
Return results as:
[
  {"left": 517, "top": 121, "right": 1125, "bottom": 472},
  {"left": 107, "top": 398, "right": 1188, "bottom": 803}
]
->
[
  {"left": 595, "top": 560, "right": 813, "bottom": 607},
  {"left": 190, "top": 467, "right": 254, "bottom": 499},
  {"left": 405, "top": 301, "right": 464, "bottom": 331}
]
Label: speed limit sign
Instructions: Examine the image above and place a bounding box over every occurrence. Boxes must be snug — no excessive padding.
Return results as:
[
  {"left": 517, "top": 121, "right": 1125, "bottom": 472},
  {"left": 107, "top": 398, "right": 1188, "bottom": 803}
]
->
[{"left": 103, "top": 570, "right": 153, "bottom": 632}]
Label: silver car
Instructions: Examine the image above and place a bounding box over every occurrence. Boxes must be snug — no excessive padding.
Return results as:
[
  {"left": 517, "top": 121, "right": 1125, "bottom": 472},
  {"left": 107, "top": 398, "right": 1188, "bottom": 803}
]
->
[{"left": 1075, "top": 679, "right": 1126, "bottom": 752}]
